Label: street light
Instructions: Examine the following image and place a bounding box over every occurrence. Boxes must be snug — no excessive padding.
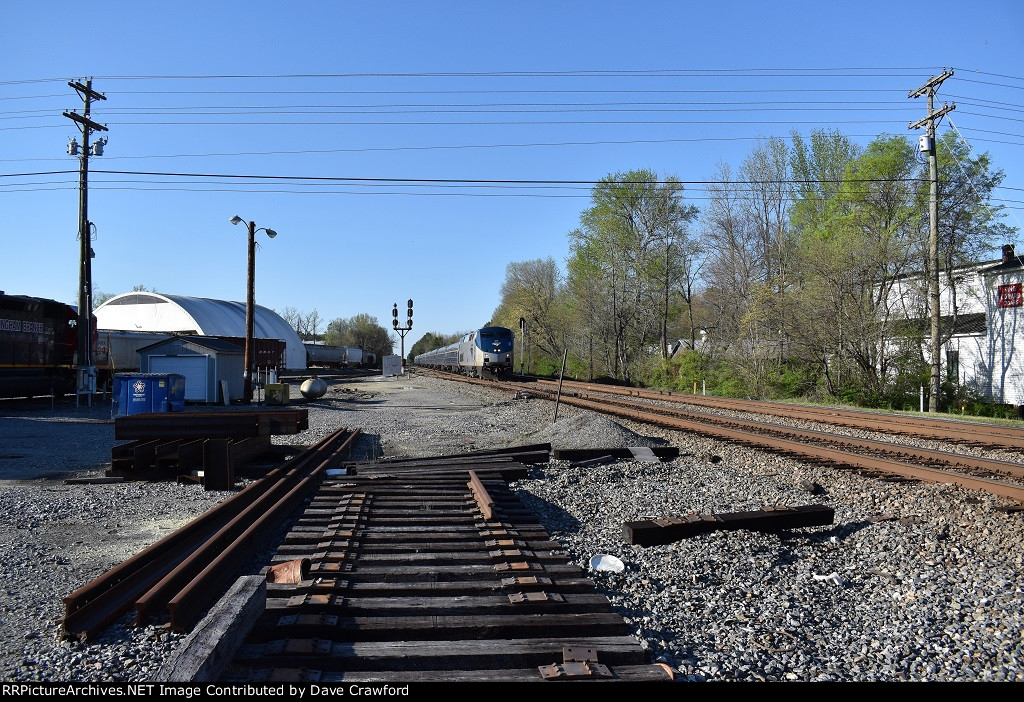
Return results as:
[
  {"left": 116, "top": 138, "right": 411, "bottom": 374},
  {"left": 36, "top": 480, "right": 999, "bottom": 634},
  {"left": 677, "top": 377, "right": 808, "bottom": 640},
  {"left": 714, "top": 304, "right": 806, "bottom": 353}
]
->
[{"left": 230, "top": 215, "right": 278, "bottom": 403}]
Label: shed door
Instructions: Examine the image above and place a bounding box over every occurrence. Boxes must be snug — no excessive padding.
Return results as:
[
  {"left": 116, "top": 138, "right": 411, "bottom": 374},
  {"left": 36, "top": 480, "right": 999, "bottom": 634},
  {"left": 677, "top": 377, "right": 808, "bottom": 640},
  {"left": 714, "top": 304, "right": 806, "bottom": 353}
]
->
[{"left": 149, "top": 355, "right": 209, "bottom": 401}]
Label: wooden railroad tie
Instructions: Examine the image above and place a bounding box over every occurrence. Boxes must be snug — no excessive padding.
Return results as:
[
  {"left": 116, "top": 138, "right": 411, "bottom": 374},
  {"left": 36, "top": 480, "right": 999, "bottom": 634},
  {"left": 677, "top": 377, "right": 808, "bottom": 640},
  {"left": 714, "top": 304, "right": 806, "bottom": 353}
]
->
[{"left": 624, "top": 504, "right": 835, "bottom": 546}]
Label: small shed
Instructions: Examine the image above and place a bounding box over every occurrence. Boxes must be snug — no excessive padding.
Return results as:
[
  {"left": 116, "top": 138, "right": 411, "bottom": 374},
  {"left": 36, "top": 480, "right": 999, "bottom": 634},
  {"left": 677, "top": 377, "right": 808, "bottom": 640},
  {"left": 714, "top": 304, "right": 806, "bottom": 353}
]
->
[{"left": 137, "top": 335, "right": 244, "bottom": 403}]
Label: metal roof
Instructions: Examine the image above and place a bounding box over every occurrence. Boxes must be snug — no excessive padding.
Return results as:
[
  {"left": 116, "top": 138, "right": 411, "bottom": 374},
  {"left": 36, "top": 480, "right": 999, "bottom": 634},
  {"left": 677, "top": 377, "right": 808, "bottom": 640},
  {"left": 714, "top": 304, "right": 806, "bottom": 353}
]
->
[
  {"left": 136, "top": 335, "right": 244, "bottom": 354},
  {"left": 95, "top": 292, "right": 306, "bottom": 368}
]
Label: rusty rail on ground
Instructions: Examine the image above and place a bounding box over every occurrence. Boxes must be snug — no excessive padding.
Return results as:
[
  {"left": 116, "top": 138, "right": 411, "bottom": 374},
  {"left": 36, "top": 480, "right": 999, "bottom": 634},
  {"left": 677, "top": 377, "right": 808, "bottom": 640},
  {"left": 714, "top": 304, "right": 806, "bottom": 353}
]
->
[{"left": 62, "top": 426, "right": 359, "bottom": 640}]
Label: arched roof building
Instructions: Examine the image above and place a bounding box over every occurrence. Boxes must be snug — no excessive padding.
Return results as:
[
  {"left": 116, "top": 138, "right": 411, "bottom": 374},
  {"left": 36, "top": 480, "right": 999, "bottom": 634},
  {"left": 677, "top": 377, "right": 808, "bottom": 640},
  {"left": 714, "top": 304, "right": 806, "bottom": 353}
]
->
[{"left": 95, "top": 292, "right": 306, "bottom": 369}]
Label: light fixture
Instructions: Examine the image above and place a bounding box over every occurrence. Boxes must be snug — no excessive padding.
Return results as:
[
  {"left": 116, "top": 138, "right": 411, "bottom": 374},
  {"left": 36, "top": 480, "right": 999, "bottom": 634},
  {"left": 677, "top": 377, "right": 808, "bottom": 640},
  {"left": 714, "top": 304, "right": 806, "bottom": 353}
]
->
[
  {"left": 265, "top": 229, "right": 277, "bottom": 239},
  {"left": 229, "top": 215, "right": 243, "bottom": 225}
]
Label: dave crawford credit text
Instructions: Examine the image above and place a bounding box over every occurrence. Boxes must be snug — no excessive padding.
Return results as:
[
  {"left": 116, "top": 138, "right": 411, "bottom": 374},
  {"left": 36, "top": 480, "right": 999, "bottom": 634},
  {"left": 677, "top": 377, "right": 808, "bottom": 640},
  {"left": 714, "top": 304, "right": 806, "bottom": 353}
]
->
[{"left": 1, "top": 684, "right": 412, "bottom": 697}]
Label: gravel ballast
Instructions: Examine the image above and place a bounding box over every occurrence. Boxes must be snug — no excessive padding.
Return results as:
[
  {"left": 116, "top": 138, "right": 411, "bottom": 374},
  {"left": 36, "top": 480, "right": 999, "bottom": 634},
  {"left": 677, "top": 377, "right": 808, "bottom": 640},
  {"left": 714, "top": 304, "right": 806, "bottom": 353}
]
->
[{"left": 1, "top": 372, "right": 1022, "bottom": 682}]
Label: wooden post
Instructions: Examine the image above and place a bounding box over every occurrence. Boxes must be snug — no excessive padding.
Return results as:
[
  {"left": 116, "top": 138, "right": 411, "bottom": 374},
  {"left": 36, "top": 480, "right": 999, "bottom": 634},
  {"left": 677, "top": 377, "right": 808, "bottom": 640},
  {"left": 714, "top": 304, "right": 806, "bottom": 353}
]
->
[{"left": 553, "top": 349, "right": 568, "bottom": 421}]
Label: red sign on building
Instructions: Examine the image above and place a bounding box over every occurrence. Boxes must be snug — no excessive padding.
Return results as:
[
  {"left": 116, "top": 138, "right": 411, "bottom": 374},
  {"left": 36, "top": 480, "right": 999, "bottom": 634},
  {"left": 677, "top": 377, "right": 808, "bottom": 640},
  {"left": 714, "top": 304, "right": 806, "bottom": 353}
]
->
[{"left": 997, "top": 283, "right": 1023, "bottom": 309}]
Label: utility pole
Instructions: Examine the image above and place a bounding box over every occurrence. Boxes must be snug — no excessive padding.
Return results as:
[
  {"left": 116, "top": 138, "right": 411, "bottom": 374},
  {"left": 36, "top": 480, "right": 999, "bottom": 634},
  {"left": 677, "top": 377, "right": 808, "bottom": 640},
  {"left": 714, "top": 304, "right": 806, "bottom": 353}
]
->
[
  {"left": 64, "top": 79, "right": 107, "bottom": 407},
  {"left": 392, "top": 300, "right": 413, "bottom": 372},
  {"left": 909, "top": 69, "right": 955, "bottom": 413}
]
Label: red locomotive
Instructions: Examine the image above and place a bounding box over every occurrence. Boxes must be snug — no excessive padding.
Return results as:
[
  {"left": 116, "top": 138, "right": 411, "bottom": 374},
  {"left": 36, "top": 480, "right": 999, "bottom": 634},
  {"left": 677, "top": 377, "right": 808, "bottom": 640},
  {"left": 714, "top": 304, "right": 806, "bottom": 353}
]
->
[{"left": 0, "top": 292, "right": 92, "bottom": 398}]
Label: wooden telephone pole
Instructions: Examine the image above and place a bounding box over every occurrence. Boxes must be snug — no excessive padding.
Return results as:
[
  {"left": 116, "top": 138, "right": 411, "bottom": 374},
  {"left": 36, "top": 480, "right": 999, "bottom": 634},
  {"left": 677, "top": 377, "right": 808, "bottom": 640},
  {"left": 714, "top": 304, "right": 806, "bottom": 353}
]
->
[
  {"left": 909, "top": 69, "right": 955, "bottom": 412},
  {"left": 64, "top": 79, "right": 108, "bottom": 406}
]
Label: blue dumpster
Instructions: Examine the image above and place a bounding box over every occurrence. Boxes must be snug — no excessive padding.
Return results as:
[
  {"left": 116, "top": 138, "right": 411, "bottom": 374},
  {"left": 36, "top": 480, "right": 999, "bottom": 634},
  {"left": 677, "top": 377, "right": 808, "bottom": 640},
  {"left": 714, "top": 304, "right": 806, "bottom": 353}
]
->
[{"left": 113, "top": 373, "right": 186, "bottom": 417}]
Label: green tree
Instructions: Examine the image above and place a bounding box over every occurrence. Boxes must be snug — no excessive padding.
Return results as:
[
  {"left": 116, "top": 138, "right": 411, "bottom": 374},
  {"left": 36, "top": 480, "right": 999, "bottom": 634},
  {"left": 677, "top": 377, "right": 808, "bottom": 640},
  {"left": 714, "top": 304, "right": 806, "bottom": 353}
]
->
[
  {"left": 323, "top": 313, "right": 394, "bottom": 358},
  {"left": 567, "top": 169, "right": 696, "bottom": 381},
  {"left": 491, "top": 258, "right": 565, "bottom": 371},
  {"left": 789, "top": 135, "right": 920, "bottom": 396}
]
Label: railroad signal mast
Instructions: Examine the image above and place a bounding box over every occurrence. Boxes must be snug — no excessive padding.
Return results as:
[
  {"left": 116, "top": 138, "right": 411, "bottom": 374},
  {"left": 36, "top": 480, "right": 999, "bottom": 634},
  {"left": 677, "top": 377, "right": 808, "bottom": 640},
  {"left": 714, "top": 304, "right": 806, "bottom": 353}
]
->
[
  {"left": 64, "top": 78, "right": 108, "bottom": 407},
  {"left": 392, "top": 299, "right": 413, "bottom": 372}
]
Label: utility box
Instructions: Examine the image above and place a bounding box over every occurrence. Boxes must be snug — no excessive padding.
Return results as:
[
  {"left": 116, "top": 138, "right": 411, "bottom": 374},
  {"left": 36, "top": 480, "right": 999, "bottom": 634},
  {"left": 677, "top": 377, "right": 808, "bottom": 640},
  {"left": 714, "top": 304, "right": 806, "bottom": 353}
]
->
[
  {"left": 113, "top": 373, "right": 185, "bottom": 417},
  {"left": 265, "top": 383, "right": 290, "bottom": 406},
  {"left": 382, "top": 355, "right": 402, "bottom": 376}
]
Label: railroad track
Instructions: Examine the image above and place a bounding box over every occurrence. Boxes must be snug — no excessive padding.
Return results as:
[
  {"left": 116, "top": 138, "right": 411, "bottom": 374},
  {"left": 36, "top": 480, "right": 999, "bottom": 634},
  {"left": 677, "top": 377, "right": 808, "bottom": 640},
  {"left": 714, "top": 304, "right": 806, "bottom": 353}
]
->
[
  {"left": 63, "top": 427, "right": 361, "bottom": 640},
  {"left": 527, "top": 377, "right": 1024, "bottom": 451},
  {"left": 424, "top": 371, "right": 1024, "bottom": 503},
  {"left": 219, "top": 454, "right": 672, "bottom": 682}
]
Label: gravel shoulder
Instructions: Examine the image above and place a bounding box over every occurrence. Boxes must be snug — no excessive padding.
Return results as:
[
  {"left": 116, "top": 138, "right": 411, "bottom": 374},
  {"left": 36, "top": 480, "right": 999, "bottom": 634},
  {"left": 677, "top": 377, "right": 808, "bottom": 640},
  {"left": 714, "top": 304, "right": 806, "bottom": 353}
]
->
[{"left": 1, "top": 372, "right": 1022, "bottom": 682}]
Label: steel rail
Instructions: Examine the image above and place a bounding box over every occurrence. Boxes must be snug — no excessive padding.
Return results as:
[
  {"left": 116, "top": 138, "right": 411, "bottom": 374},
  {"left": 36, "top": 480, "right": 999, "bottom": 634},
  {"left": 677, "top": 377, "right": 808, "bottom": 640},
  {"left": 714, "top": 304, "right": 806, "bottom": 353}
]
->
[
  {"left": 538, "top": 389, "right": 1024, "bottom": 502},
  {"left": 133, "top": 427, "right": 353, "bottom": 625},
  {"left": 62, "top": 428, "right": 346, "bottom": 641},
  {"left": 167, "top": 428, "right": 361, "bottom": 631},
  {"left": 530, "top": 378, "right": 1024, "bottom": 449},
  {"left": 424, "top": 371, "right": 1024, "bottom": 502},
  {"left": 537, "top": 386, "right": 1024, "bottom": 481}
]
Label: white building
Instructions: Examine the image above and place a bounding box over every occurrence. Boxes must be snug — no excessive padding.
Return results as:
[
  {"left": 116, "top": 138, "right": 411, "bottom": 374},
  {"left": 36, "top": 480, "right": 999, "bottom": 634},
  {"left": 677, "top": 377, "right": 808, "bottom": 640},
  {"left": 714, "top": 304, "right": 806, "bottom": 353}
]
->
[
  {"left": 95, "top": 292, "right": 307, "bottom": 369},
  {"left": 891, "top": 245, "right": 1024, "bottom": 406}
]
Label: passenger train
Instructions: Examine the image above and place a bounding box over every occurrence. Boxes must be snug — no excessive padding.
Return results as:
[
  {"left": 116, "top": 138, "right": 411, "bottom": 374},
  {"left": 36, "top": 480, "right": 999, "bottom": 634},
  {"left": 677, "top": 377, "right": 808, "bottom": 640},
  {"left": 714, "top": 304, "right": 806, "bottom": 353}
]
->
[{"left": 413, "top": 326, "right": 514, "bottom": 377}]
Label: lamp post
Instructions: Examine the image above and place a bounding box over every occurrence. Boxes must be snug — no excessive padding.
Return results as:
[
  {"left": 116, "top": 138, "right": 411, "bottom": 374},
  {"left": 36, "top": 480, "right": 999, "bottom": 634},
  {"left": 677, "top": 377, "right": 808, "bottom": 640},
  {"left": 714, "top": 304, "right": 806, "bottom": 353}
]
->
[{"left": 230, "top": 215, "right": 277, "bottom": 403}]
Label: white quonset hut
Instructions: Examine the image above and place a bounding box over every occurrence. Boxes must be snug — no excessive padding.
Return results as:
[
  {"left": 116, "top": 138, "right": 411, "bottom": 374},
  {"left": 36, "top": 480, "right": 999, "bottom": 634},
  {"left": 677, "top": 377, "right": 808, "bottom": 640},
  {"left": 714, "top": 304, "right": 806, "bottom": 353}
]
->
[{"left": 95, "top": 292, "right": 306, "bottom": 369}]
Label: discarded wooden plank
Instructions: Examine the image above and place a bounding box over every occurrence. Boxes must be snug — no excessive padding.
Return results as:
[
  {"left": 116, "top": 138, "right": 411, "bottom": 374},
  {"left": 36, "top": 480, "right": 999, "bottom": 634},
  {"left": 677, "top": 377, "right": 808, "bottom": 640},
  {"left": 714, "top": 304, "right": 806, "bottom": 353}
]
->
[
  {"left": 356, "top": 444, "right": 552, "bottom": 464},
  {"left": 64, "top": 476, "right": 126, "bottom": 485},
  {"left": 252, "top": 612, "right": 629, "bottom": 640},
  {"left": 232, "top": 635, "right": 648, "bottom": 671},
  {"left": 154, "top": 575, "right": 266, "bottom": 683},
  {"left": 263, "top": 592, "right": 609, "bottom": 614},
  {"left": 624, "top": 504, "right": 835, "bottom": 546},
  {"left": 553, "top": 446, "right": 678, "bottom": 462}
]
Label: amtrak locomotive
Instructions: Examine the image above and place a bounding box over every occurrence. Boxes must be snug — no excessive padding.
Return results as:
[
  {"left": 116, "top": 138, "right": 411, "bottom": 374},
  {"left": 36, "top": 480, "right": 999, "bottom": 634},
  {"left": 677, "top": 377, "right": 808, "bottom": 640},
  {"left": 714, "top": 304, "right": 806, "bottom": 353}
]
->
[{"left": 414, "top": 326, "right": 514, "bottom": 378}]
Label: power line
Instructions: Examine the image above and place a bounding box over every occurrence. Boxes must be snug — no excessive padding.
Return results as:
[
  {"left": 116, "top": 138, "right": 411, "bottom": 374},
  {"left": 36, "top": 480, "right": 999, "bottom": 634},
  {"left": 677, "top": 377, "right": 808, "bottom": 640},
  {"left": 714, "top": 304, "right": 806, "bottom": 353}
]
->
[
  {"left": 0, "top": 167, "right": 931, "bottom": 185},
  {"left": 0, "top": 100, "right": 924, "bottom": 117},
  {"left": 0, "top": 133, "right": 904, "bottom": 163}
]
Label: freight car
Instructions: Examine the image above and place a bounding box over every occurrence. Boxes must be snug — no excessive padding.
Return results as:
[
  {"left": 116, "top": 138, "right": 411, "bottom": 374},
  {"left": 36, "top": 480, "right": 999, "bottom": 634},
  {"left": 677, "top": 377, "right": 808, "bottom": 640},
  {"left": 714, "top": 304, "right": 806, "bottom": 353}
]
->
[
  {"left": 414, "top": 326, "right": 514, "bottom": 378},
  {"left": 0, "top": 292, "right": 87, "bottom": 398},
  {"left": 305, "top": 343, "right": 379, "bottom": 369},
  {"left": 305, "top": 342, "right": 348, "bottom": 368}
]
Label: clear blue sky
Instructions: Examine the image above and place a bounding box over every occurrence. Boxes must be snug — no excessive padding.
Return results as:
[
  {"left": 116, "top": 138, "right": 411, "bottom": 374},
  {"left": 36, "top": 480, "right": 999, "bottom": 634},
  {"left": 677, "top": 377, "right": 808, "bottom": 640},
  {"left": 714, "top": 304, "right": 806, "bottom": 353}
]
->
[{"left": 3, "top": 1, "right": 1022, "bottom": 351}]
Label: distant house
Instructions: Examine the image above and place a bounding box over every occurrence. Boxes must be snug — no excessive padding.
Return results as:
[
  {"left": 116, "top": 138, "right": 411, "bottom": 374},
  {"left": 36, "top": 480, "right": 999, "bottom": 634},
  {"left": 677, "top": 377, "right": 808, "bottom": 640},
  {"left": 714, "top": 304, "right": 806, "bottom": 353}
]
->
[{"left": 890, "top": 244, "right": 1024, "bottom": 406}]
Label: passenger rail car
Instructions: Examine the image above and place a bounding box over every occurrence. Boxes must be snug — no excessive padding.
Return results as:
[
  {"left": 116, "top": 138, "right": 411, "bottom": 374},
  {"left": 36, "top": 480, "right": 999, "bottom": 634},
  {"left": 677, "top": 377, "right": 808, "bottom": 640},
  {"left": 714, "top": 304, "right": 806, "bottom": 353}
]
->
[
  {"left": 414, "top": 326, "right": 514, "bottom": 377},
  {"left": 0, "top": 293, "right": 87, "bottom": 398}
]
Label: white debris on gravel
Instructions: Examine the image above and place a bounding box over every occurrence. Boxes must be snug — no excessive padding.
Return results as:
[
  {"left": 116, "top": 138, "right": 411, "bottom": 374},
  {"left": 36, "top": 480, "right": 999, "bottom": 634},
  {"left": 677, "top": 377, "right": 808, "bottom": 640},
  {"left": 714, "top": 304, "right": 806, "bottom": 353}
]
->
[{"left": 1, "top": 373, "right": 1023, "bottom": 682}]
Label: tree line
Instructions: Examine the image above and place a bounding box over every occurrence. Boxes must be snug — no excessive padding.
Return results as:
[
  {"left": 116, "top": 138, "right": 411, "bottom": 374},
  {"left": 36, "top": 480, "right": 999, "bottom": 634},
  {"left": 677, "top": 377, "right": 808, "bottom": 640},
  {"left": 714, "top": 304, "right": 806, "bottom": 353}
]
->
[
  {"left": 277, "top": 307, "right": 395, "bottom": 359},
  {"left": 486, "top": 129, "right": 1013, "bottom": 411}
]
